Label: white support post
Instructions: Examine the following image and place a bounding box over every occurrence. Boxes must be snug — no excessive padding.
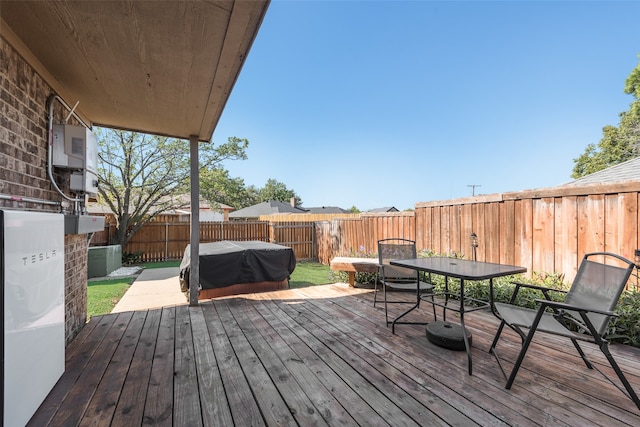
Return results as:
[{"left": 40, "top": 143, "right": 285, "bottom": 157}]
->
[{"left": 189, "top": 135, "right": 200, "bottom": 306}]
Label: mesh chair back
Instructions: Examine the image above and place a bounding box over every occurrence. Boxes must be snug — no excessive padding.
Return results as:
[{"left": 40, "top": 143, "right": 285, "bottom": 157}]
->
[
  {"left": 565, "top": 254, "right": 634, "bottom": 335},
  {"left": 378, "top": 239, "right": 417, "bottom": 281}
]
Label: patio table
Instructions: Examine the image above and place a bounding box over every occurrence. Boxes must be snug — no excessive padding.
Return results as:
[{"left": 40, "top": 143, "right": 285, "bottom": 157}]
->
[{"left": 389, "top": 257, "right": 526, "bottom": 375}]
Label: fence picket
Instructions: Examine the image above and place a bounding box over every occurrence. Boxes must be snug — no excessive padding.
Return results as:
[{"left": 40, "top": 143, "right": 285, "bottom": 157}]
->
[{"left": 90, "top": 182, "right": 640, "bottom": 285}]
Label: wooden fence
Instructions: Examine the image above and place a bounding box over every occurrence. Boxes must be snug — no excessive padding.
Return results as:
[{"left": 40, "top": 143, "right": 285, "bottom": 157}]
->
[
  {"left": 315, "top": 212, "right": 416, "bottom": 263},
  {"left": 92, "top": 220, "right": 317, "bottom": 263},
  {"left": 127, "top": 221, "right": 270, "bottom": 262},
  {"left": 91, "top": 181, "right": 640, "bottom": 284},
  {"left": 315, "top": 182, "right": 640, "bottom": 284},
  {"left": 271, "top": 222, "right": 315, "bottom": 260},
  {"left": 414, "top": 182, "right": 640, "bottom": 283},
  {"left": 259, "top": 213, "right": 360, "bottom": 222}
]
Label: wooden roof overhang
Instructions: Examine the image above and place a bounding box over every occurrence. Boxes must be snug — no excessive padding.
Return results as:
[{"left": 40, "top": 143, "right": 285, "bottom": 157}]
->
[
  {"left": 0, "top": 0, "right": 269, "bottom": 142},
  {"left": 1, "top": 0, "right": 270, "bottom": 304}
]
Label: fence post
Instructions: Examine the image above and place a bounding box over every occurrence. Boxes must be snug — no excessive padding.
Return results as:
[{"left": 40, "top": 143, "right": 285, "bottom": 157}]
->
[
  {"left": 165, "top": 222, "right": 169, "bottom": 261},
  {"left": 269, "top": 222, "right": 276, "bottom": 243},
  {"left": 312, "top": 222, "right": 316, "bottom": 260}
]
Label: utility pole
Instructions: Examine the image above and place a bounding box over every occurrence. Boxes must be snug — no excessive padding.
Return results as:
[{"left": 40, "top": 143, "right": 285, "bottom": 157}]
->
[{"left": 467, "top": 184, "right": 481, "bottom": 196}]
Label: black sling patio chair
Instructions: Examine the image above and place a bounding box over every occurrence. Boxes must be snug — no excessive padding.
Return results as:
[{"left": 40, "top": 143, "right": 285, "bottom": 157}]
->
[
  {"left": 489, "top": 251, "right": 640, "bottom": 410},
  {"left": 374, "top": 238, "right": 436, "bottom": 330}
]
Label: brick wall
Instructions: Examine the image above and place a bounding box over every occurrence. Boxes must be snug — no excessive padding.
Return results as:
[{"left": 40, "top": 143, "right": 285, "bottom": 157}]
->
[
  {"left": 64, "top": 235, "right": 88, "bottom": 345},
  {"left": 1, "top": 36, "right": 88, "bottom": 344}
]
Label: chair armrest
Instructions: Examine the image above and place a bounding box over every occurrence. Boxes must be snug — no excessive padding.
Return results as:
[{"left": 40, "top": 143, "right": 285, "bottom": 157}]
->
[
  {"left": 510, "top": 281, "right": 567, "bottom": 294},
  {"left": 535, "top": 299, "right": 618, "bottom": 318},
  {"left": 506, "top": 282, "right": 566, "bottom": 304}
]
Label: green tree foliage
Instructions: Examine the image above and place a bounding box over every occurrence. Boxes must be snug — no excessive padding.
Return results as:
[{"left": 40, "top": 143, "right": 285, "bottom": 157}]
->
[
  {"left": 259, "top": 178, "right": 302, "bottom": 206},
  {"left": 572, "top": 55, "right": 640, "bottom": 178},
  {"left": 200, "top": 167, "right": 260, "bottom": 209},
  {"left": 97, "top": 128, "right": 248, "bottom": 246},
  {"left": 348, "top": 205, "right": 361, "bottom": 213}
]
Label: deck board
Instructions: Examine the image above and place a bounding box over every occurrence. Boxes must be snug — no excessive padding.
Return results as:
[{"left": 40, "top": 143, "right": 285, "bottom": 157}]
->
[
  {"left": 80, "top": 310, "right": 147, "bottom": 426},
  {"left": 201, "top": 301, "right": 265, "bottom": 426},
  {"left": 275, "top": 292, "right": 456, "bottom": 426},
  {"left": 311, "top": 287, "right": 585, "bottom": 426},
  {"left": 144, "top": 306, "right": 175, "bottom": 426},
  {"left": 250, "top": 297, "right": 390, "bottom": 426},
  {"left": 29, "top": 284, "right": 640, "bottom": 426},
  {"left": 236, "top": 298, "right": 358, "bottom": 425},
  {"left": 110, "top": 308, "right": 161, "bottom": 426},
  {"left": 189, "top": 306, "right": 233, "bottom": 427},
  {"left": 174, "top": 305, "right": 203, "bottom": 427}
]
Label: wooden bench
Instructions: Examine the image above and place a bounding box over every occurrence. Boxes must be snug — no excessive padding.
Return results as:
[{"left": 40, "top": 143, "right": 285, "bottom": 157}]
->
[{"left": 330, "top": 257, "right": 379, "bottom": 287}]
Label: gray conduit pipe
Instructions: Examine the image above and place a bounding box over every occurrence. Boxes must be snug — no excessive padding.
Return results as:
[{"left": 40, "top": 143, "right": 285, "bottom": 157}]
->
[
  {"left": 46, "top": 94, "right": 89, "bottom": 210},
  {"left": 0, "top": 193, "right": 61, "bottom": 206}
]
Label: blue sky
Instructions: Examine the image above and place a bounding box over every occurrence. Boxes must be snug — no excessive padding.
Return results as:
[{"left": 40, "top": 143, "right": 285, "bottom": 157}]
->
[{"left": 212, "top": 0, "right": 640, "bottom": 211}]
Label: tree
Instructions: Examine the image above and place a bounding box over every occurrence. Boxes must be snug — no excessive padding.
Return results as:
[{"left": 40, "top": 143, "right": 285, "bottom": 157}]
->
[
  {"left": 259, "top": 178, "right": 302, "bottom": 206},
  {"left": 200, "top": 167, "right": 260, "bottom": 209},
  {"left": 572, "top": 55, "right": 640, "bottom": 178},
  {"left": 347, "top": 205, "right": 361, "bottom": 213},
  {"left": 97, "top": 128, "right": 248, "bottom": 247}
]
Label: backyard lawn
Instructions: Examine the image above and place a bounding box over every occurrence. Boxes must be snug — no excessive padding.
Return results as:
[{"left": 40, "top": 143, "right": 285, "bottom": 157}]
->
[
  {"left": 87, "top": 277, "right": 135, "bottom": 318},
  {"left": 289, "top": 261, "right": 333, "bottom": 288},
  {"left": 88, "top": 261, "right": 333, "bottom": 316}
]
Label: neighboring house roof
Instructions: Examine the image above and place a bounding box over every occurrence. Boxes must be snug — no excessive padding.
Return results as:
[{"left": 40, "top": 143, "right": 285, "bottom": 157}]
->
[
  {"left": 86, "top": 203, "right": 118, "bottom": 215},
  {"left": 87, "top": 195, "right": 233, "bottom": 216},
  {"left": 562, "top": 156, "right": 640, "bottom": 187},
  {"left": 366, "top": 207, "right": 399, "bottom": 213},
  {"left": 168, "top": 194, "right": 234, "bottom": 212},
  {"left": 305, "top": 206, "right": 348, "bottom": 214},
  {"left": 229, "top": 200, "right": 308, "bottom": 218}
]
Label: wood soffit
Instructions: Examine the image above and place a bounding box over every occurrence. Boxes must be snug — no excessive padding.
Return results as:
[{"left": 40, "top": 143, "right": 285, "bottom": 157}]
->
[{"left": 0, "top": 0, "right": 270, "bottom": 142}]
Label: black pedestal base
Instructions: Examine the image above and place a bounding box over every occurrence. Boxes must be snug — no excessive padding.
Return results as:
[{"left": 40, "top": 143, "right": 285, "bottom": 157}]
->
[{"left": 426, "top": 321, "right": 472, "bottom": 351}]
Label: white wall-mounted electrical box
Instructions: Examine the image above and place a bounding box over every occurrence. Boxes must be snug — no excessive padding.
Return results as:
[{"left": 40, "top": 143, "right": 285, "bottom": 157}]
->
[{"left": 52, "top": 124, "right": 99, "bottom": 194}]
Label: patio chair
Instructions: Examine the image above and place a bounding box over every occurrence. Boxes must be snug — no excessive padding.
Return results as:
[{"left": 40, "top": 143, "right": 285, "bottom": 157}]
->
[
  {"left": 374, "top": 238, "right": 436, "bottom": 329},
  {"left": 489, "top": 252, "right": 640, "bottom": 410}
]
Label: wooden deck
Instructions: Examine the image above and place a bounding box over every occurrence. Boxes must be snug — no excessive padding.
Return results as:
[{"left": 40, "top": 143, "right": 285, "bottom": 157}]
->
[{"left": 29, "top": 284, "right": 640, "bottom": 426}]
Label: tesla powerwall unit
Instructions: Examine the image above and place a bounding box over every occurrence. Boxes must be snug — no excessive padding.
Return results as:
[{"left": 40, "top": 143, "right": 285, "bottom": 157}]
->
[
  {"left": 2, "top": 210, "right": 65, "bottom": 427},
  {"left": 52, "top": 124, "right": 99, "bottom": 195}
]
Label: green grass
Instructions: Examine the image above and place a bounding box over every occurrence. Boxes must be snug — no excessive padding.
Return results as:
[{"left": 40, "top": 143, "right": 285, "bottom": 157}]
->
[
  {"left": 142, "top": 260, "right": 181, "bottom": 269},
  {"left": 87, "top": 261, "right": 331, "bottom": 317},
  {"left": 87, "top": 277, "right": 135, "bottom": 318},
  {"left": 289, "top": 261, "right": 332, "bottom": 288}
]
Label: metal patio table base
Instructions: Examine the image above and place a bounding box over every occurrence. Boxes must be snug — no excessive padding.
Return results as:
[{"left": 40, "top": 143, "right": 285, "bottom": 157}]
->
[
  {"left": 390, "top": 257, "right": 526, "bottom": 375},
  {"left": 426, "top": 321, "right": 472, "bottom": 351}
]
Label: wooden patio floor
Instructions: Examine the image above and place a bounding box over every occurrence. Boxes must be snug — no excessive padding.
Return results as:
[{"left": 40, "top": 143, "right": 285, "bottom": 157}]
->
[{"left": 29, "top": 284, "right": 640, "bottom": 426}]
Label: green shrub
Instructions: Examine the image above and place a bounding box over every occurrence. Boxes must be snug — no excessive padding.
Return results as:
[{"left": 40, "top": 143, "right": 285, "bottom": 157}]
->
[
  {"left": 123, "top": 251, "right": 143, "bottom": 265},
  {"left": 332, "top": 250, "right": 640, "bottom": 348},
  {"left": 419, "top": 253, "right": 640, "bottom": 348},
  {"left": 330, "top": 247, "right": 378, "bottom": 286},
  {"left": 609, "top": 290, "right": 640, "bottom": 347}
]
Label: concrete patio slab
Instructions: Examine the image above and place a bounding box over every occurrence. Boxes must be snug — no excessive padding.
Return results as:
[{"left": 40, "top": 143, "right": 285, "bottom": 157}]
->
[{"left": 111, "top": 267, "right": 187, "bottom": 313}]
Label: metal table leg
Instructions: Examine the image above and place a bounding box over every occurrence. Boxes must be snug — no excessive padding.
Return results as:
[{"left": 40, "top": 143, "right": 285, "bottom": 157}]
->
[{"left": 390, "top": 271, "right": 428, "bottom": 334}]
